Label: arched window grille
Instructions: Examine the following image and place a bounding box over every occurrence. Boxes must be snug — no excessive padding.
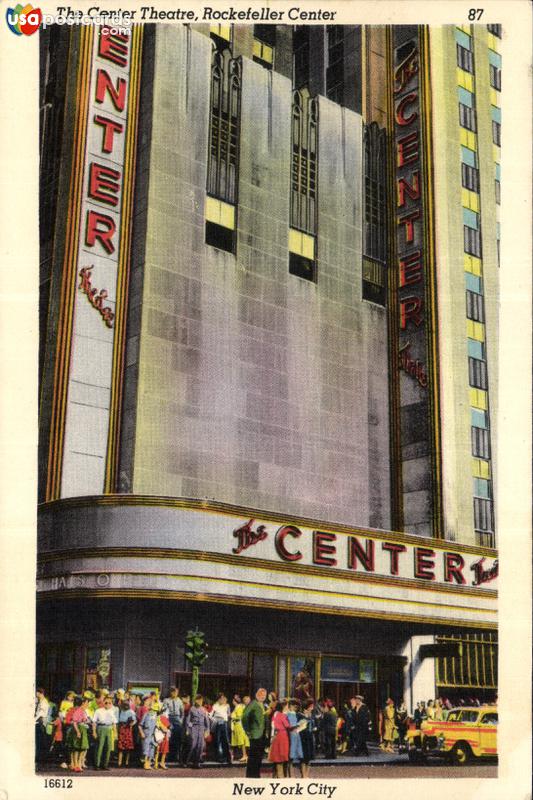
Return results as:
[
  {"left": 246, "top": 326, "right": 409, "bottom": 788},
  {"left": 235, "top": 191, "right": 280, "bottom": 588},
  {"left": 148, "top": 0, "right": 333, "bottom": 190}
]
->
[
  {"left": 363, "top": 122, "right": 387, "bottom": 263},
  {"left": 290, "top": 91, "right": 318, "bottom": 235},
  {"left": 207, "top": 47, "right": 242, "bottom": 205}
]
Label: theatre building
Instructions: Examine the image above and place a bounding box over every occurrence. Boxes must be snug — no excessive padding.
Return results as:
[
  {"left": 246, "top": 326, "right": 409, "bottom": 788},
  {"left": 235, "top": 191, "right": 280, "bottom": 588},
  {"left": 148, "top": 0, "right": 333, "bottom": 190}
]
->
[{"left": 37, "top": 22, "right": 499, "bottom": 722}]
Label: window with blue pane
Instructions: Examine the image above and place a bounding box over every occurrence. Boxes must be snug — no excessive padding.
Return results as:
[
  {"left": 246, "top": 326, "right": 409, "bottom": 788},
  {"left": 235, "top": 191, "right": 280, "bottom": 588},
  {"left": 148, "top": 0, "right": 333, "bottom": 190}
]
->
[{"left": 471, "top": 408, "right": 488, "bottom": 428}]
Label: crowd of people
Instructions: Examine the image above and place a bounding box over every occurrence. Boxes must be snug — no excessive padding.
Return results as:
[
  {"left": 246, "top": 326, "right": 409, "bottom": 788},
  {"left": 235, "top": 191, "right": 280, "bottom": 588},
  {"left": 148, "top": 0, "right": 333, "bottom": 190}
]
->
[{"left": 35, "top": 684, "right": 494, "bottom": 775}]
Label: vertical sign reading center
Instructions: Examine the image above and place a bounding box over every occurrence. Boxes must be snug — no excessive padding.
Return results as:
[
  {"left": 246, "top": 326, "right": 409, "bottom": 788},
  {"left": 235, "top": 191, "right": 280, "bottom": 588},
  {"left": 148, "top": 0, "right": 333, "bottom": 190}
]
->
[
  {"left": 392, "top": 30, "right": 436, "bottom": 537},
  {"left": 61, "top": 29, "right": 133, "bottom": 497}
]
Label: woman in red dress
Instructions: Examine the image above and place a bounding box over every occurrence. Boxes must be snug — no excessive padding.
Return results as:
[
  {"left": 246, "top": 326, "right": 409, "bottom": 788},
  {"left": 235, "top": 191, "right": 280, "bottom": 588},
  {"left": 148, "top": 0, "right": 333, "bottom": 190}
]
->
[
  {"left": 269, "top": 700, "right": 293, "bottom": 778},
  {"left": 154, "top": 707, "right": 171, "bottom": 770}
]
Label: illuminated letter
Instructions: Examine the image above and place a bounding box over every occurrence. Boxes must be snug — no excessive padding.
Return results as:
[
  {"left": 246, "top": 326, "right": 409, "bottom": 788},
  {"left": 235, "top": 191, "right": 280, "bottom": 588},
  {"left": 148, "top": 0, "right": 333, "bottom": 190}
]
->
[
  {"left": 414, "top": 547, "right": 435, "bottom": 580},
  {"left": 400, "top": 296, "right": 424, "bottom": 329},
  {"left": 98, "top": 30, "right": 129, "bottom": 67},
  {"left": 395, "top": 92, "right": 418, "bottom": 126},
  {"left": 397, "top": 131, "right": 419, "bottom": 166},
  {"left": 399, "top": 251, "right": 423, "bottom": 287},
  {"left": 397, "top": 209, "right": 420, "bottom": 244},
  {"left": 444, "top": 552, "right": 466, "bottom": 585},
  {"left": 313, "top": 532, "right": 337, "bottom": 567},
  {"left": 347, "top": 537, "right": 375, "bottom": 572},
  {"left": 88, "top": 163, "right": 121, "bottom": 207},
  {"left": 382, "top": 542, "right": 407, "bottom": 576},
  {"left": 85, "top": 211, "right": 116, "bottom": 255},
  {"left": 93, "top": 115, "right": 124, "bottom": 154},
  {"left": 275, "top": 526, "right": 302, "bottom": 562},
  {"left": 397, "top": 171, "right": 420, "bottom": 207},
  {"left": 95, "top": 69, "right": 127, "bottom": 113}
]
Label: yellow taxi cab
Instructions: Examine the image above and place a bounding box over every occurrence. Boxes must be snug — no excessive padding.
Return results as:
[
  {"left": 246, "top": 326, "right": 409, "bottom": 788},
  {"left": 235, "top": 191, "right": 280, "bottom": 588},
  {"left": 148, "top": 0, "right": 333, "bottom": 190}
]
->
[{"left": 406, "top": 706, "right": 497, "bottom": 764}]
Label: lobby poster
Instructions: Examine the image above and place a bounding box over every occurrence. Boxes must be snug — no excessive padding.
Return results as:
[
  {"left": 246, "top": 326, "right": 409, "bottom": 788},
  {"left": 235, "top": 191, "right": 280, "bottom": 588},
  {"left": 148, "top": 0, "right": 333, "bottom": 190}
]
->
[{"left": 0, "top": 2, "right": 531, "bottom": 800}]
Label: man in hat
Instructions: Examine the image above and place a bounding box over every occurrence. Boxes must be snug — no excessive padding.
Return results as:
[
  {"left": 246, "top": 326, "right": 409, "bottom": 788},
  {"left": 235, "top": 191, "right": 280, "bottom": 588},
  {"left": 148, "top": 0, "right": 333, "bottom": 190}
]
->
[
  {"left": 351, "top": 695, "right": 370, "bottom": 756},
  {"left": 163, "top": 687, "right": 184, "bottom": 764}
]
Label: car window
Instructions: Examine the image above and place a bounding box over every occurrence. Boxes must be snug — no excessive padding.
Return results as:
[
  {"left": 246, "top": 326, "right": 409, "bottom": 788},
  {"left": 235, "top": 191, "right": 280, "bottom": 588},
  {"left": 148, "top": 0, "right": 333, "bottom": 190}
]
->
[
  {"left": 458, "top": 711, "right": 480, "bottom": 723},
  {"left": 447, "top": 711, "right": 460, "bottom": 721},
  {"left": 480, "top": 713, "right": 498, "bottom": 725}
]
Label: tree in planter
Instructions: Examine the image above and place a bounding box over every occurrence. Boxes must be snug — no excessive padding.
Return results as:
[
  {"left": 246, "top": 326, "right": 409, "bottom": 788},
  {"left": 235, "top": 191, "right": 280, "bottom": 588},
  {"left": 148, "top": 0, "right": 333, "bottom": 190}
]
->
[{"left": 185, "top": 629, "right": 208, "bottom": 698}]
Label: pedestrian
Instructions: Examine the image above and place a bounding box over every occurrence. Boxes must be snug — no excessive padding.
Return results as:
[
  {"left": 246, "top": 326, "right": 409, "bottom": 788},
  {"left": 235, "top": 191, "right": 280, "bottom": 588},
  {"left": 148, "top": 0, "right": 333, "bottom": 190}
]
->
[
  {"left": 242, "top": 687, "right": 267, "bottom": 778},
  {"left": 186, "top": 694, "right": 210, "bottom": 769},
  {"left": 210, "top": 692, "right": 232, "bottom": 764},
  {"left": 414, "top": 701, "right": 427, "bottom": 729},
  {"left": 180, "top": 694, "right": 192, "bottom": 765},
  {"left": 59, "top": 691, "right": 75, "bottom": 719},
  {"left": 264, "top": 691, "right": 277, "bottom": 745},
  {"left": 154, "top": 704, "right": 171, "bottom": 770},
  {"left": 380, "top": 698, "right": 397, "bottom": 753},
  {"left": 35, "top": 688, "right": 50, "bottom": 765},
  {"left": 298, "top": 699, "right": 315, "bottom": 778},
  {"left": 91, "top": 695, "right": 117, "bottom": 770},
  {"left": 434, "top": 698, "right": 444, "bottom": 721},
  {"left": 138, "top": 700, "right": 157, "bottom": 770},
  {"left": 426, "top": 699, "right": 435, "bottom": 720},
  {"left": 268, "top": 700, "right": 292, "bottom": 778},
  {"left": 162, "top": 686, "right": 184, "bottom": 763},
  {"left": 320, "top": 701, "right": 337, "bottom": 759},
  {"left": 286, "top": 699, "right": 303, "bottom": 776},
  {"left": 311, "top": 700, "right": 323, "bottom": 754},
  {"left": 230, "top": 694, "right": 249, "bottom": 763},
  {"left": 395, "top": 701, "right": 408, "bottom": 753},
  {"left": 351, "top": 695, "right": 370, "bottom": 756},
  {"left": 117, "top": 700, "right": 136, "bottom": 767},
  {"left": 68, "top": 696, "right": 90, "bottom": 772}
]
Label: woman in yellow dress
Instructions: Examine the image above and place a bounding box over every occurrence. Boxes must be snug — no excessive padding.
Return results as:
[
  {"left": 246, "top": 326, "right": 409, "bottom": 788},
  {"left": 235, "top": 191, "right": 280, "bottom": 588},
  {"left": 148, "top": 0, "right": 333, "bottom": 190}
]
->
[
  {"left": 230, "top": 694, "right": 249, "bottom": 763},
  {"left": 380, "top": 699, "right": 397, "bottom": 753}
]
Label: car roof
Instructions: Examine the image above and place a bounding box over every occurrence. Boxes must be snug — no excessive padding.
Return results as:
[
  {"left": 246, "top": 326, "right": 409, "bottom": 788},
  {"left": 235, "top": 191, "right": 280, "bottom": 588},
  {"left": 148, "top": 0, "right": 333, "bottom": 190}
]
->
[{"left": 449, "top": 706, "right": 497, "bottom": 713}]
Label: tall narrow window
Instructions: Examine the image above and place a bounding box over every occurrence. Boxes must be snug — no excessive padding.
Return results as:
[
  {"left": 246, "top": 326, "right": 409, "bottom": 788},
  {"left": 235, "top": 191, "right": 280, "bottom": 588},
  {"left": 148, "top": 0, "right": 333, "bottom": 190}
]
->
[
  {"left": 206, "top": 45, "right": 242, "bottom": 253},
  {"left": 362, "top": 122, "right": 387, "bottom": 305},
  {"left": 289, "top": 91, "right": 318, "bottom": 281},
  {"left": 326, "top": 26, "right": 345, "bottom": 104},
  {"left": 459, "top": 103, "right": 477, "bottom": 132},
  {"left": 462, "top": 163, "right": 480, "bottom": 192},
  {"left": 293, "top": 26, "right": 310, "bottom": 90},
  {"left": 457, "top": 44, "right": 473, "bottom": 73}
]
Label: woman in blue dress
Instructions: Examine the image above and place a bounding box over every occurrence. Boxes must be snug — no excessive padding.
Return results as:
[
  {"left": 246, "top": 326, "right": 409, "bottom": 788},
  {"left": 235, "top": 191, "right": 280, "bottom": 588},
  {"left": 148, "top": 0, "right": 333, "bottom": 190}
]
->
[{"left": 287, "top": 699, "right": 304, "bottom": 777}]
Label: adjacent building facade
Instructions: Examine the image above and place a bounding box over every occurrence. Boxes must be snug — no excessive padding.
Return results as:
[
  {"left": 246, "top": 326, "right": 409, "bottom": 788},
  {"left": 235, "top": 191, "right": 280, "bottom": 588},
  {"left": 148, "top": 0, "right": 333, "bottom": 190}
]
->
[{"left": 37, "top": 22, "right": 499, "bottom": 723}]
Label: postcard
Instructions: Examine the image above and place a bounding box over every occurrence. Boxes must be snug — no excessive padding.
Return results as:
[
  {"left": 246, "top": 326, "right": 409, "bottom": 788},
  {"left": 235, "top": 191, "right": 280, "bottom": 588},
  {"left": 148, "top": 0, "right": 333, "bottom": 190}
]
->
[{"left": 0, "top": 1, "right": 531, "bottom": 799}]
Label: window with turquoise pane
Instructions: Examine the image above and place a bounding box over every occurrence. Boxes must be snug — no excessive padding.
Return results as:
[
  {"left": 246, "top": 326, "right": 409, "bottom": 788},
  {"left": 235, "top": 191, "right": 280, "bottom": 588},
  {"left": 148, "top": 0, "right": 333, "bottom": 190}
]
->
[
  {"left": 463, "top": 208, "right": 479, "bottom": 229},
  {"left": 468, "top": 338, "right": 484, "bottom": 360},
  {"left": 461, "top": 145, "right": 477, "bottom": 167},
  {"left": 465, "top": 272, "right": 482, "bottom": 294},
  {"left": 474, "top": 478, "right": 492, "bottom": 499},
  {"left": 471, "top": 408, "right": 488, "bottom": 428}
]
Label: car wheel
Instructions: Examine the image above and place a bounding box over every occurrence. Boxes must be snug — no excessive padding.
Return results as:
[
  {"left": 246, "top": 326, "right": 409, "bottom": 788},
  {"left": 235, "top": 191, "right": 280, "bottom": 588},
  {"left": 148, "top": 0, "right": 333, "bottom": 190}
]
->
[{"left": 451, "top": 742, "right": 472, "bottom": 765}]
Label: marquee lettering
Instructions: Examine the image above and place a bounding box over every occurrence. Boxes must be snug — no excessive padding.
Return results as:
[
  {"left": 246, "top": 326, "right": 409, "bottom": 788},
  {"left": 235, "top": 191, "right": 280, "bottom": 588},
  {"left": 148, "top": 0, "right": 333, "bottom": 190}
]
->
[{"left": 229, "top": 520, "right": 497, "bottom": 590}]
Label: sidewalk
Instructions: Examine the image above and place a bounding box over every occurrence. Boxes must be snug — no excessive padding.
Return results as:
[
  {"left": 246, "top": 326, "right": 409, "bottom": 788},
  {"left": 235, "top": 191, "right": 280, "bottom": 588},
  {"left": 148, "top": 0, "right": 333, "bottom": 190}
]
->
[{"left": 190, "top": 743, "right": 409, "bottom": 769}]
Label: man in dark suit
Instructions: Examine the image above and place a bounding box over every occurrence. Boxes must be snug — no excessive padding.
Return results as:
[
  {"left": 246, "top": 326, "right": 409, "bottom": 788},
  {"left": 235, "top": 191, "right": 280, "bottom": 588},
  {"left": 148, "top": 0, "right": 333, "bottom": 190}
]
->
[
  {"left": 242, "top": 688, "right": 267, "bottom": 777},
  {"left": 352, "top": 695, "right": 370, "bottom": 756}
]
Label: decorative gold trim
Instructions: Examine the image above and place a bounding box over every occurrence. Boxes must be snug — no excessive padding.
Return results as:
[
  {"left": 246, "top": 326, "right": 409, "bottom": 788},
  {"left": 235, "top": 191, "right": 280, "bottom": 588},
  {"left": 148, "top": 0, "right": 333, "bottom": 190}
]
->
[
  {"left": 385, "top": 25, "right": 404, "bottom": 531},
  {"left": 38, "top": 546, "right": 497, "bottom": 599},
  {"left": 419, "top": 25, "right": 444, "bottom": 539},
  {"left": 37, "top": 568, "right": 496, "bottom": 615},
  {"left": 38, "top": 494, "right": 498, "bottom": 557},
  {"left": 36, "top": 588, "right": 498, "bottom": 630},
  {"left": 45, "top": 27, "right": 94, "bottom": 501},
  {"left": 104, "top": 26, "right": 144, "bottom": 493}
]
